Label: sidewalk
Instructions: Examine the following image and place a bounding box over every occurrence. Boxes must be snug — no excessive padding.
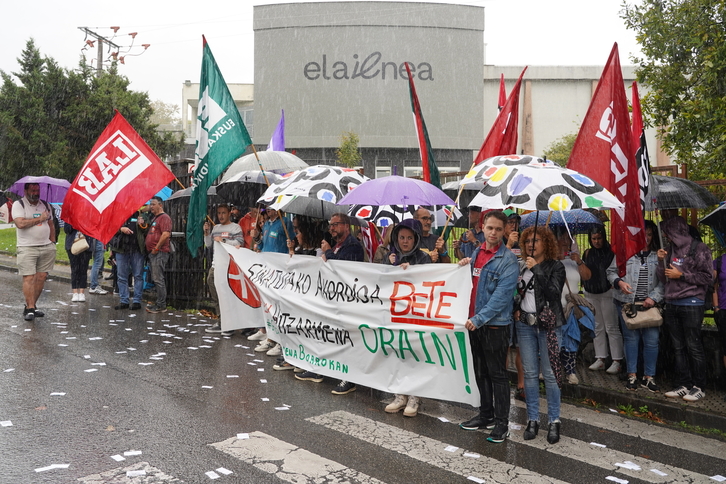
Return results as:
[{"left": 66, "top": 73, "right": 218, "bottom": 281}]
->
[{"left": 1, "top": 252, "right": 724, "bottom": 435}]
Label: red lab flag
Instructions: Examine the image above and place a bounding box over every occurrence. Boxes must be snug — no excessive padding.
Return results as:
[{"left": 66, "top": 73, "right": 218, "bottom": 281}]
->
[
  {"left": 474, "top": 66, "right": 528, "bottom": 164},
  {"left": 631, "top": 81, "right": 651, "bottom": 215},
  {"left": 404, "top": 62, "right": 441, "bottom": 188},
  {"left": 567, "top": 43, "right": 645, "bottom": 276},
  {"left": 61, "top": 110, "right": 175, "bottom": 244}
]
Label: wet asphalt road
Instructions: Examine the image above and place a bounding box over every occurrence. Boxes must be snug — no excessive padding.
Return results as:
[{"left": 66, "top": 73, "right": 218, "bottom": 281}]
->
[{"left": 1, "top": 270, "right": 725, "bottom": 484}]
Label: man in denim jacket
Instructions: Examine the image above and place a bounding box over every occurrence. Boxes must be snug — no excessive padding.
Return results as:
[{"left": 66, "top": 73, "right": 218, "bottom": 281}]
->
[{"left": 458, "top": 211, "right": 519, "bottom": 443}]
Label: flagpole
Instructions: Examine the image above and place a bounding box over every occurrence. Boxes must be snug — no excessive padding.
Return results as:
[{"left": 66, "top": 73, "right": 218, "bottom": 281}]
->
[{"left": 249, "top": 144, "right": 292, "bottom": 242}]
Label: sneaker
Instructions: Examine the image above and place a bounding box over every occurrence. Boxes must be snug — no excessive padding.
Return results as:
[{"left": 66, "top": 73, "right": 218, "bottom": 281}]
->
[
  {"left": 266, "top": 344, "right": 282, "bottom": 356},
  {"left": 588, "top": 359, "right": 605, "bottom": 371},
  {"left": 567, "top": 373, "right": 579, "bottom": 385},
  {"left": 206, "top": 324, "right": 223, "bottom": 334},
  {"left": 72, "top": 293, "right": 79, "bottom": 302},
  {"left": 273, "top": 361, "right": 295, "bottom": 371},
  {"left": 146, "top": 305, "right": 165, "bottom": 314},
  {"left": 641, "top": 377, "right": 660, "bottom": 393},
  {"left": 295, "top": 371, "right": 323, "bottom": 382},
  {"left": 114, "top": 303, "right": 129, "bottom": 310},
  {"left": 403, "top": 396, "right": 420, "bottom": 417},
  {"left": 487, "top": 421, "right": 510, "bottom": 443},
  {"left": 626, "top": 374, "right": 639, "bottom": 391},
  {"left": 33, "top": 308, "right": 44, "bottom": 317},
  {"left": 683, "top": 386, "right": 705, "bottom": 402},
  {"left": 255, "top": 340, "right": 275, "bottom": 353},
  {"left": 606, "top": 360, "right": 621, "bottom": 374},
  {"left": 77, "top": 293, "right": 86, "bottom": 302},
  {"left": 459, "top": 415, "right": 495, "bottom": 431},
  {"left": 385, "top": 394, "right": 408, "bottom": 413},
  {"left": 547, "top": 421, "right": 561, "bottom": 444},
  {"left": 23, "top": 307, "right": 35, "bottom": 321},
  {"left": 523, "top": 420, "right": 539, "bottom": 440},
  {"left": 248, "top": 330, "right": 267, "bottom": 341},
  {"left": 130, "top": 302, "right": 142, "bottom": 310},
  {"left": 331, "top": 380, "right": 357, "bottom": 395},
  {"left": 88, "top": 287, "right": 108, "bottom": 295},
  {"left": 665, "top": 386, "right": 690, "bottom": 398},
  {"left": 293, "top": 367, "right": 305, "bottom": 373},
  {"left": 221, "top": 330, "right": 234, "bottom": 337}
]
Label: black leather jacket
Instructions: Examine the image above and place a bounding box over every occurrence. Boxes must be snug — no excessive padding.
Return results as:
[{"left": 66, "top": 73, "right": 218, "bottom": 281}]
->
[{"left": 518, "top": 258, "right": 567, "bottom": 327}]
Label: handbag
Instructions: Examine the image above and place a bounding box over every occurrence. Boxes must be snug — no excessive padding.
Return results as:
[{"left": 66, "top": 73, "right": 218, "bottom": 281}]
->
[
  {"left": 71, "top": 232, "right": 90, "bottom": 255},
  {"left": 622, "top": 302, "right": 663, "bottom": 330}
]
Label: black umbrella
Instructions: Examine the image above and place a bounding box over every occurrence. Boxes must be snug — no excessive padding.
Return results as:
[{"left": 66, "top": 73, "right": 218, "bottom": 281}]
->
[
  {"left": 216, "top": 171, "right": 282, "bottom": 208},
  {"left": 645, "top": 175, "right": 719, "bottom": 210},
  {"left": 700, "top": 202, "right": 726, "bottom": 246}
]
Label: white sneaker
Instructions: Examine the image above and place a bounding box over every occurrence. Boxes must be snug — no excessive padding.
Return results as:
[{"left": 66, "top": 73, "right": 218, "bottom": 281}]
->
[
  {"left": 248, "top": 330, "right": 267, "bottom": 341},
  {"left": 589, "top": 359, "right": 605, "bottom": 371},
  {"left": 606, "top": 360, "right": 621, "bottom": 374},
  {"left": 682, "top": 386, "right": 705, "bottom": 402},
  {"left": 403, "top": 396, "right": 420, "bottom": 417},
  {"left": 266, "top": 343, "right": 282, "bottom": 356},
  {"left": 71, "top": 293, "right": 79, "bottom": 302},
  {"left": 664, "top": 386, "right": 689, "bottom": 398},
  {"left": 89, "top": 287, "right": 108, "bottom": 295},
  {"left": 78, "top": 293, "right": 86, "bottom": 302},
  {"left": 567, "top": 373, "right": 579, "bottom": 385},
  {"left": 255, "top": 340, "right": 274, "bottom": 353},
  {"left": 385, "top": 394, "right": 408, "bottom": 413}
]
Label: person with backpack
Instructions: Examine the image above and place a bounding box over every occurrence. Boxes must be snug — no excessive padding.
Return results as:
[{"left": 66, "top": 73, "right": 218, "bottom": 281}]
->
[
  {"left": 657, "top": 216, "right": 713, "bottom": 402},
  {"left": 11, "top": 183, "right": 56, "bottom": 321}
]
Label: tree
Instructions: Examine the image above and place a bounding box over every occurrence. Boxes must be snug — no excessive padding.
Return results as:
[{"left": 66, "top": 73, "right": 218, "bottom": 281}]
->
[
  {"left": 622, "top": 0, "right": 726, "bottom": 180},
  {"left": 542, "top": 132, "right": 577, "bottom": 167},
  {"left": 336, "top": 131, "right": 362, "bottom": 168},
  {"left": 149, "top": 100, "right": 181, "bottom": 126},
  {"left": 0, "top": 39, "right": 184, "bottom": 190}
]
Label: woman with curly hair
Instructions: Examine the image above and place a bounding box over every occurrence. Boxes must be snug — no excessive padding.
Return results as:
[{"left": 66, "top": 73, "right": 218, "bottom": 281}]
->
[{"left": 514, "top": 226, "right": 566, "bottom": 444}]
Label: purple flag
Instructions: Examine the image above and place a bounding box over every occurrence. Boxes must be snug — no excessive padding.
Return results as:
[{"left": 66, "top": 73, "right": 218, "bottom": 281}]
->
[{"left": 266, "top": 110, "right": 285, "bottom": 151}]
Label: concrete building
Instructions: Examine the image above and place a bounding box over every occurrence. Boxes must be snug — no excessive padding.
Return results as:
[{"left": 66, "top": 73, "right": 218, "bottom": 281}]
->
[{"left": 182, "top": 2, "right": 667, "bottom": 178}]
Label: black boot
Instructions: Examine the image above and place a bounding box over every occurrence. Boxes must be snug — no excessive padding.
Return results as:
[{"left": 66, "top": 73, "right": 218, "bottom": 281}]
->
[
  {"left": 523, "top": 420, "right": 539, "bottom": 440},
  {"left": 547, "top": 421, "right": 560, "bottom": 444}
]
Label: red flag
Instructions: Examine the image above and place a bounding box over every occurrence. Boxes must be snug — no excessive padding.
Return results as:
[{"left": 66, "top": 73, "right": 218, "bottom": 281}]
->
[
  {"left": 474, "top": 66, "right": 528, "bottom": 164},
  {"left": 360, "top": 221, "right": 380, "bottom": 263},
  {"left": 567, "top": 44, "right": 645, "bottom": 276},
  {"left": 61, "top": 111, "right": 175, "bottom": 244},
  {"left": 404, "top": 62, "right": 441, "bottom": 188},
  {"left": 497, "top": 73, "right": 506, "bottom": 111},
  {"left": 631, "top": 81, "right": 651, "bottom": 215}
]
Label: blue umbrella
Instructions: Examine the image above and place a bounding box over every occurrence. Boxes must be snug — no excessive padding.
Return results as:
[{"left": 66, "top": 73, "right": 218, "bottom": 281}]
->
[{"left": 519, "top": 209, "right": 603, "bottom": 234}]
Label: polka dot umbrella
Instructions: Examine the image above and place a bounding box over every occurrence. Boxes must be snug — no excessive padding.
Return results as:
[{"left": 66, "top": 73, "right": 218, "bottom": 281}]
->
[{"left": 460, "top": 155, "right": 624, "bottom": 211}]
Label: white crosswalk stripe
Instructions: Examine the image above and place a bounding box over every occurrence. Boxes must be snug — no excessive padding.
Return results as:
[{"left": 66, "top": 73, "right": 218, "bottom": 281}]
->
[
  {"left": 211, "top": 431, "right": 385, "bottom": 484},
  {"left": 307, "top": 411, "right": 569, "bottom": 484}
]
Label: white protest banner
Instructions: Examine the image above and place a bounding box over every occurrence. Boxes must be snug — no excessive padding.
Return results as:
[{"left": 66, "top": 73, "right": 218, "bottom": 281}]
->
[{"left": 217, "top": 243, "right": 479, "bottom": 406}]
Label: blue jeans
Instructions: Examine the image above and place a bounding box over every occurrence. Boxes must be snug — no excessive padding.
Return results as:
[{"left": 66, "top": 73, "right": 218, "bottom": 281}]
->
[
  {"left": 615, "top": 300, "right": 660, "bottom": 377},
  {"left": 148, "top": 251, "right": 170, "bottom": 307},
  {"left": 664, "top": 303, "right": 707, "bottom": 389},
  {"left": 117, "top": 251, "right": 145, "bottom": 304},
  {"left": 516, "top": 320, "right": 562, "bottom": 423},
  {"left": 90, "top": 240, "right": 105, "bottom": 289}
]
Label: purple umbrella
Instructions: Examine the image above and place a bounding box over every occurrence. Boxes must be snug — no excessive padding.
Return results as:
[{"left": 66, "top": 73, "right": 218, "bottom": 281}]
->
[
  {"left": 7, "top": 176, "right": 71, "bottom": 204},
  {"left": 337, "top": 175, "right": 454, "bottom": 207}
]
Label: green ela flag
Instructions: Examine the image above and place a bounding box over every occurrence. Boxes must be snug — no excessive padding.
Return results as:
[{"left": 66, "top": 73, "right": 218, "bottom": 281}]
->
[{"left": 186, "top": 37, "right": 252, "bottom": 255}]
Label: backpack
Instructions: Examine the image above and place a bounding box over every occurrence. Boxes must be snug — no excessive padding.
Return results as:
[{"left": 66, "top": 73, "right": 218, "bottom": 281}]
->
[{"left": 18, "top": 198, "right": 61, "bottom": 243}]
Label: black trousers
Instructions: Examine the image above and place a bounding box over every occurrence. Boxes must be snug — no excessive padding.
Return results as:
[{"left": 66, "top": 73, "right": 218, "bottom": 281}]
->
[
  {"left": 470, "top": 324, "right": 511, "bottom": 422},
  {"left": 66, "top": 249, "right": 92, "bottom": 289}
]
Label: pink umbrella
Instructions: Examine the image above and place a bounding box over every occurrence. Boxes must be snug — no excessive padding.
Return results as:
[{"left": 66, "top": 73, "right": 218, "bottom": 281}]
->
[{"left": 7, "top": 176, "right": 71, "bottom": 204}]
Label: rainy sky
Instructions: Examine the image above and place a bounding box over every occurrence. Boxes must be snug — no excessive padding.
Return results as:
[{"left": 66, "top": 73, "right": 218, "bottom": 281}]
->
[{"left": 1, "top": 0, "right": 641, "bottom": 108}]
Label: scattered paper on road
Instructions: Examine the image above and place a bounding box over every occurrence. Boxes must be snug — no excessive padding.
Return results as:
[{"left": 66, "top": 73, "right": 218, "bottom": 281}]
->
[
  {"left": 467, "top": 477, "right": 485, "bottom": 483},
  {"left": 126, "top": 470, "right": 146, "bottom": 477},
  {"left": 50, "top": 392, "right": 65, "bottom": 396},
  {"left": 84, "top": 369, "right": 98, "bottom": 373},
  {"left": 590, "top": 442, "right": 607, "bottom": 448},
  {"left": 0, "top": 420, "right": 12, "bottom": 427},
  {"left": 615, "top": 461, "right": 641, "bottom": 471},
  {"left": 650, "top": 469, "right": 667, "bottom": 476},
  {"left": 216, "top": 467, "right": 233, "bottom": 476},
  {"left": 202, "top": 386, "right": 213, "bottom": 389},
  {"left": 110, "top": 455, "right": 125, "bottom": 462},
  {"left": 463, "top": 452, "right": 480, "bottom": 458},
  {"left": 124, "top": 450, "right": 142, "bottom": 456},
  {"left": 205, "top": 470, "right": 220, "bottom": 479},
  {"left": 236, "top": 433, "right": 249, "bottom": 440},
  {"left": 444, "top": 445, "right": 458, "bottom": 452},
  {"left": 606, "top": 477, "right": 628, "bottom": 484},
  {"left": 35, "top": 463, "right": 69, "bottom": 472}
]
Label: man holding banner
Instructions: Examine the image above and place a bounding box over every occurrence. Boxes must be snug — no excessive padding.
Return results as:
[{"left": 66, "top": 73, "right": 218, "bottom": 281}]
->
[{"left": 459, "top": 211, "right": 519, "bottom": 443}]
